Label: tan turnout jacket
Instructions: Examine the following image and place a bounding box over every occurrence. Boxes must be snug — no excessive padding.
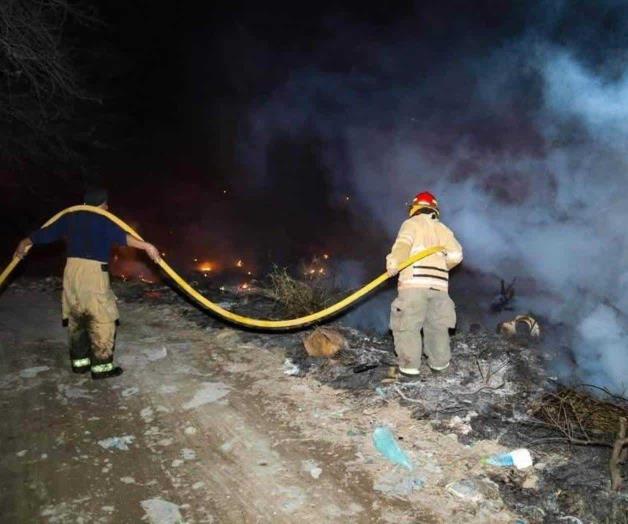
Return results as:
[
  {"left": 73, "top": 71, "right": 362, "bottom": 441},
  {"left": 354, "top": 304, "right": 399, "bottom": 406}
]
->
[{"left": 386, "top": 214, "right": 463, "bottom": 292}]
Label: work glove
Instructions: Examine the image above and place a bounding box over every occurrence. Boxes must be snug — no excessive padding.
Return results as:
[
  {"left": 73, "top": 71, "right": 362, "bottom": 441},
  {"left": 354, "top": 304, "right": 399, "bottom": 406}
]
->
[{"left": 13, "top": 238, "right": 33, "bottom": 260}]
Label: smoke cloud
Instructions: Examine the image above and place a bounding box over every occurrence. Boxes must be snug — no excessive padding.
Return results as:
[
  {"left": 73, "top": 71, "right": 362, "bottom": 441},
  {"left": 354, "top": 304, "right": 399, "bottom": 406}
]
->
[{"left": 235, "top": 2, "right": 628, "bottom": 394}]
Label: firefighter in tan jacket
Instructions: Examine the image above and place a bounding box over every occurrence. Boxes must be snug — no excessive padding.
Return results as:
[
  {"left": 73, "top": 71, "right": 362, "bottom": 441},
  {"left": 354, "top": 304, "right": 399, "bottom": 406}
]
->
[{"left": 386, "top": 192, "right": 463, "bottom": 376}]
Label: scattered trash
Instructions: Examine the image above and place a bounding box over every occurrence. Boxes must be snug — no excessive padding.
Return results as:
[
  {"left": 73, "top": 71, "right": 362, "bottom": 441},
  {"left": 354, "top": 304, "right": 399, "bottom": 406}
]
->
[
  {"left": 446, "top": 477, "right": 499, "bottom": 502},
  {"left": 372, "top": 426, "right": 413, "bottom": 470},
  {"left": 182, "top": 382, "right": 230, "bottom": 409},
  {"left": 482, "top": 448, "right": 533, "bottom": 469},
  {"left": 283, "top": 358, "right": 300, "bottom": 376},
  {"left": 374, "top": 469, "right": 425, "bottom": 497},
  {"left": 352, "top": 363, "right": 379, "bottom": 374},
  {"left": 140, "top": 498, "right": 184, "bottom": 524},
  {"left": 301, "top": 459, "right": 322, "bottom": 479},
  {"left": 19, "top": 366, "right": 50, "bottom": 379},
  {"left": 121, "top": 387, "right": 139, "bottom": 397},
  {"left": 556, "top": 517, "right": 584, "bottom": 524},
  {"left": 497, "top": 315, "right": 541, "bottom": 338},
  {"left": 303, "top": 327, "right": 347, "bottom": 358},
  {"left": 181, "top": 448, "right": 196, "bottom": 460},
  {"left": 140, "top": 407, "right": 154, "bottom": 422},
  {"left": 146, "top": 346, "right": 168, "bottom": 361},
  {"left": 374, "top": 386, "right": 389, "bottom": 399},
  {"left": 98, "top": 435, "right": 135, "bottom": 451}
]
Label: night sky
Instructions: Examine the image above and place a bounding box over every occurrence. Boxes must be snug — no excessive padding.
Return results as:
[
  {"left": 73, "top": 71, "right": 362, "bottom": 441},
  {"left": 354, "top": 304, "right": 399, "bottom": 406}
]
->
[{"left": 3, "top": 0, "right": 628, "bottom": 272}]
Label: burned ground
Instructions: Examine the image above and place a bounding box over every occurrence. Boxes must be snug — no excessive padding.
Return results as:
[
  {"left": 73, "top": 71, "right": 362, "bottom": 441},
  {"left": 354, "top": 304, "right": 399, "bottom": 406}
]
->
[
  {"left": 164, "top": 280, "right": 628, "bottom": 524},
  {"left": 1, "top": 277, "right": 627, "bottom": 523}
]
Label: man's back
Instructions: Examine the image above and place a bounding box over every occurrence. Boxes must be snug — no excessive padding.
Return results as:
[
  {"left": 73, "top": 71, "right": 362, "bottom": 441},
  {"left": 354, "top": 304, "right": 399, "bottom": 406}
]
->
[{"left": 31, "top": 212, "right": 127, "bottom": 263}]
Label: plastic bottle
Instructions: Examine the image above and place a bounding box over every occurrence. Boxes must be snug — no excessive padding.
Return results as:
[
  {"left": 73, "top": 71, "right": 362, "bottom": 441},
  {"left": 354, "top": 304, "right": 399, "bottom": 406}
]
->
[
  {"left": 372, "top": 426, "right": 413, "bottom": 470},
  {"left": 483, "top": 448, "right": 533, "bottom": 469}
]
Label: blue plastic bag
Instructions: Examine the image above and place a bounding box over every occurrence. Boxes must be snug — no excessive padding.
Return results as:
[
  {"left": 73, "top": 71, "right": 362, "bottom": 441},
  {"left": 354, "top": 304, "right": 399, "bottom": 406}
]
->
[{"left": 372, "top": 426, "right": 413, "bottom": 470}]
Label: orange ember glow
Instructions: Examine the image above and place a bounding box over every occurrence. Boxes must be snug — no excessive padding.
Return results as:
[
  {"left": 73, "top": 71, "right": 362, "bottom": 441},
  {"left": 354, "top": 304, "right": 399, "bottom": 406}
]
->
[
  {"left": 196, "top": 262, "right": 214, "bottom": 272},
  {"left": 235, "top": 259, "right": 244, "bottom": 268}
]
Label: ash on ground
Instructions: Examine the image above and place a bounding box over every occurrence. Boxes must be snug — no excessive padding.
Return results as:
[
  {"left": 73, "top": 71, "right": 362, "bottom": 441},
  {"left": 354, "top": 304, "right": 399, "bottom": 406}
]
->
[{"left": 17, "top": 277, "right": 628, "bottom": 523}]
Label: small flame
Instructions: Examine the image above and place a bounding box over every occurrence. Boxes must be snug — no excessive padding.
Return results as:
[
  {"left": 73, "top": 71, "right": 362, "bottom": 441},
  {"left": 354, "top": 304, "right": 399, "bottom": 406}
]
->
[
  {"left": 236, "top": 259, "right": 244, "bottom": 268},
  {"left": 197, "top": 262, "right": 213, "bottom": 272}
]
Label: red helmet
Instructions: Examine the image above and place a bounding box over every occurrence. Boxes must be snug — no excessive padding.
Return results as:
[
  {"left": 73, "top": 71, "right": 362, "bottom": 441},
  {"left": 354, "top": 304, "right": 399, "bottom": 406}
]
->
[{"left": 409, "top": 191, "right": 439, "bottom": 217}]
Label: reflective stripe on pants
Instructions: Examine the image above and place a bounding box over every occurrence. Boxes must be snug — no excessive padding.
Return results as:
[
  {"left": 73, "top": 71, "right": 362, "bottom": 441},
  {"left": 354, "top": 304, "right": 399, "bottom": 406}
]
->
[{"left": 91, "top": 362, "right": 114, "bottom": 374}]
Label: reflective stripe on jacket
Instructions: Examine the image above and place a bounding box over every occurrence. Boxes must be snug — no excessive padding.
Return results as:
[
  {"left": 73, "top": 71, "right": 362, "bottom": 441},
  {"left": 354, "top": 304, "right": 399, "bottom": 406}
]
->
[{"left": 386, "top": 214, "right": 463, "bottom": 291}]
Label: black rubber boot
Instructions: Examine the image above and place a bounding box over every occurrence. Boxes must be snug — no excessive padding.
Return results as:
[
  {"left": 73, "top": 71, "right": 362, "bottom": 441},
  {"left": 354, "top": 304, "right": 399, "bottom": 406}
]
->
[
  {"left": 91, "top": 366, "right": 124, "bottom": 380},
  {"left": 72, "top": 365, "right": 91, "bottom": 374}
]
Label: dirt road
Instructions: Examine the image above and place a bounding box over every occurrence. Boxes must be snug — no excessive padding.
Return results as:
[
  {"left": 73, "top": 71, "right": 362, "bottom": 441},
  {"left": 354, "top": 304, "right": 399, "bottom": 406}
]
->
[{"left": 0, "top": 283, "right": 519, "bottom": 523}]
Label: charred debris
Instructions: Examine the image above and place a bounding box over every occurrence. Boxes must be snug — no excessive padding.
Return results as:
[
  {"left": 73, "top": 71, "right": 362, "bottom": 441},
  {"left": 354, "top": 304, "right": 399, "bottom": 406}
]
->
[{"left": 13, "top": 274, "right": 628, "bottom": 523}]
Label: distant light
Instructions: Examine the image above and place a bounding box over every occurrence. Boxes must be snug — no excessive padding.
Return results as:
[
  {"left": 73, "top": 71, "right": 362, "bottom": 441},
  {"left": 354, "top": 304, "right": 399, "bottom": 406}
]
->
[{"left": 236, "top": 259, "right": 243, "bottom": 268}]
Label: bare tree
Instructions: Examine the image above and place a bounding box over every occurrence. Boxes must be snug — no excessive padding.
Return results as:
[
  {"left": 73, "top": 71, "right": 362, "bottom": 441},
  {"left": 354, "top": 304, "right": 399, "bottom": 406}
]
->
[{"left": 0, "top": 0, "right": 97, "bottom": 169}]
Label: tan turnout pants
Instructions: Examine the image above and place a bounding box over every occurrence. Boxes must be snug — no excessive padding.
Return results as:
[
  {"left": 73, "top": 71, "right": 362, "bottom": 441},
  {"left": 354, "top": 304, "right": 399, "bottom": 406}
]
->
[
  {"left": 62, "top": 258, "right": 119, "bottom": 370},
  {"left": 390, "top": 288, "right": 456, "bottom": 371}
]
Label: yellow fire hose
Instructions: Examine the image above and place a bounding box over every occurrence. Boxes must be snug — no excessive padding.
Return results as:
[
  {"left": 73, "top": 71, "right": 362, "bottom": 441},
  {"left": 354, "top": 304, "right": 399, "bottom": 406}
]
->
[{"left": 0, "top": 205, "right": 444, "bottom": 330}]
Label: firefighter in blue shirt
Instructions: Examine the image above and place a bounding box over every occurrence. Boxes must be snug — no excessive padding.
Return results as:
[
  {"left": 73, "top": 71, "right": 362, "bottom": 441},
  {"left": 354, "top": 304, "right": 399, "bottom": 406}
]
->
[{"left": 13, "top": 188, "right": 160, "bottom": 379}]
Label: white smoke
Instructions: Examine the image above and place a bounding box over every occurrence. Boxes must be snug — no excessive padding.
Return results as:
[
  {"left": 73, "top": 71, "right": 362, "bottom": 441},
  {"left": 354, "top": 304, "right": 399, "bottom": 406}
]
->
[{"left": 238, "top": 15, "right": 628, "bottom": 394}]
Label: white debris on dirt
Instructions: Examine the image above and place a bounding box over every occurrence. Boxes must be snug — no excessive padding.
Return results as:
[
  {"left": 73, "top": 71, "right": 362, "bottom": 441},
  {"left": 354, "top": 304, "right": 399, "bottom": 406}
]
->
[
  {"left": 19, "top": 366, "right": 50, "bottom": 378},
  {"left": 301, "top": 459, "right": 322, "bottom": 479},
  {"left": 140, "top": 498, "right": 184, "bottom": 524},
  {"left": 184, "top": 426, "right": 197, "bottom": 435},
  {"left": 57, "top": 384, "right": 91, "bottom": 401},
  {"left": 446, "top": 477, "right": 500, "bottom": 503},
  {"left": 98, "top": 435, "right": 135, "bottom": 451},
  {"left": 141, "top": 407, "right": 154, "bottom": 422},
  {"left": 16, "top": 449, "right": 27, "bottom": 457},
  {"left": 120, "top": 476, "right": 136, "bottom": 484},
  {"left": 182, "top": 382, "right": 230, "bottom": 409},
  {"left": 283, "top": 358, "right": 300, "bottom": 376},
  {"left": 121, "top": 386, "right": 139, "bottom": 397},
  {"left": 373, "top": 469, "right": 426, "bottom": 497},
  {"left": 148, "top": 346, "right": 168, "bottom": 361},
  {"left": 181, "top": 448, "right": 196, "bottom": 460},
  {"left": 40, "top": 501, "right": 94, "bottom": 524}
]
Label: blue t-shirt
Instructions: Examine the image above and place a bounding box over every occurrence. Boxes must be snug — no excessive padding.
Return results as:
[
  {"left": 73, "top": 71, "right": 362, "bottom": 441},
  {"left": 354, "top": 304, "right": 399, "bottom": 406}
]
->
[{"left": 31, "top": 212, "right": 127, "bottom": 263}]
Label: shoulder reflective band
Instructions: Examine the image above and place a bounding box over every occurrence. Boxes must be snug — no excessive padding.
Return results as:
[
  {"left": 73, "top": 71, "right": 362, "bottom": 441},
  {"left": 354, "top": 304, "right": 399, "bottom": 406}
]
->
[
  {"left": 72, "top": 358, "right": 91, "bottom": 367},
  {"left": 91, "top": 362, "right": 114, "bottom": 373}
]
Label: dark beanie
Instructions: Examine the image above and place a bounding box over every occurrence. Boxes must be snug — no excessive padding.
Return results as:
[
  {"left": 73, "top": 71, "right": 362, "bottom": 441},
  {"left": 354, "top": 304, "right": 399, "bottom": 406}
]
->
[{"left": 84, "top": 188, "right": 108, "bottom": 206}]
